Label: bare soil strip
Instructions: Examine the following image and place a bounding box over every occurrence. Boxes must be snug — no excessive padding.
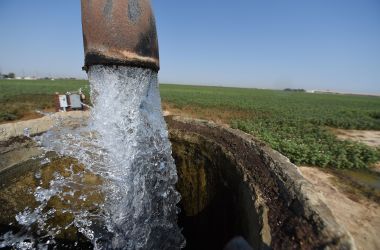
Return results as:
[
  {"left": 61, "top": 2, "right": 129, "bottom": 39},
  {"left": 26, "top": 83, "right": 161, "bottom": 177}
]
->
[
  {"left": 331, "top": 128, "right": 380, "bottom": 148},
  {"left": 299, "top": 167, "right": 380, "bottom": 250}
]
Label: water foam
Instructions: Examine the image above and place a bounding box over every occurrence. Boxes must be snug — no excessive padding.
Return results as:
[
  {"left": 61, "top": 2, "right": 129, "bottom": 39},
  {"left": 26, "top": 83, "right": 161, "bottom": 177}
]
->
[
  {"left": 87, "top": 66, "right": 185, "bottom": 249},
  {"left": 0, "top": 66, "right": 185, "bottom": 249}
]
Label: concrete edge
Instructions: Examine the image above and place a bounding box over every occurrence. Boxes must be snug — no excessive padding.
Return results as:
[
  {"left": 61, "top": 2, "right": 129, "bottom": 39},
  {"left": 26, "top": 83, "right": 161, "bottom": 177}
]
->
[
  {"left": 170, "top": 115, "right": 357, "bottom": 249},
  {"left": 0, "top": 111, "right": 90, "bottom": 143}
]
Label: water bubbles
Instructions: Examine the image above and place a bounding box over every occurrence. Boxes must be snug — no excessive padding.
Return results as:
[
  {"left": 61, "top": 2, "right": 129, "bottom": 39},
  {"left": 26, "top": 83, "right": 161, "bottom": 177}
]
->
[
  {"left": 86, "top": 65, "right": 185, "bottom": 249},
  {"left": 159, "top": 162, "right": 166, "bottom": 171},
  {"left": 15, "top": 209, "right": 37, "bottom": 226},
  {"left": 14, "top": 240, "right": 34, "bottom": 250},
  {"left": 47, "top": 208, "right": 56, "bottom": 215},
  {"left": 79, "top": 194, "right": 88, "bottom": 201},
  {"left": 34, "top": 170, "right": 42, "bottom": 179},
  {"left": 34, "top": 186, "right": 57, "bottom": 202},
  {"left": 23, "top": 128, "right": 31, "bottom": 137},
  {"left": 1, "top": 66, "right": 184, "bottom": 249},
  {"left": 40, "top": 157, "right": 51, "bottom": 165},
  {"left": 79, "top": 227, "right": 95, "bottom": 241},
  {"left": 1, "top": 232, "right": 27, "bottom": 249}
]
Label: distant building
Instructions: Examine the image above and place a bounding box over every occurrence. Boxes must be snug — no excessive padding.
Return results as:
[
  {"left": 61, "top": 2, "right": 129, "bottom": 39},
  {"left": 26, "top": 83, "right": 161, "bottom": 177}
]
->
[
  {"left": 314, "top": 90, "right": 339, "bottom": 95},
  {"left": 24, "top": 76, "right": 37, "bottom": 80}
]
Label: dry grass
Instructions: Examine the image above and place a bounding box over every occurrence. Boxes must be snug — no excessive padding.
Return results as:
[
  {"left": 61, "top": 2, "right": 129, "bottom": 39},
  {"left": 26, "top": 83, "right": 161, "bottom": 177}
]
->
[
  {"left": 330, "top": 127, "right": 380, "bottom": 148},
  {"left": 0, "top": 79, "right": 89, "bottom": 123},
  {"left": 162, "top": 101, "right": 251, "bottom": 125},
  {"left": 0, "top": 94, "right": 56, "bottom": 124}
]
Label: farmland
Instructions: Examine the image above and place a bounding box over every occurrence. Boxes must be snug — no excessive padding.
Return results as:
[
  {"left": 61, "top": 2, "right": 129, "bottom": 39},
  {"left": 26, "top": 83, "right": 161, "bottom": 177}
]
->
[
  {"left": 1, "top": 79, "right": 380, "bottom": 169},
  {"left": 160, "top": 85, "right": 380, "bottom": 169},
  {"left": 0, "top": 79, "right": 89, "bottom": 121}
]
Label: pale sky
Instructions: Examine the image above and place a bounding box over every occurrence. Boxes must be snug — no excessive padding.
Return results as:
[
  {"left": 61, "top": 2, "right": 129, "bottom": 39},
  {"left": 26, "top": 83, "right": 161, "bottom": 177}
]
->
[{"left": 0, "top": 0, "right": 379, "bottom": 94}]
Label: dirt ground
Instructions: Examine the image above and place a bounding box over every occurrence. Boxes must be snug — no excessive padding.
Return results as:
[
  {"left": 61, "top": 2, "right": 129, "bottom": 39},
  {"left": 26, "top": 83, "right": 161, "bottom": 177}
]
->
[
  {"left": 166, "top": 108, "right": 380, "bottom": 249},
  {"left": 0, "top": 111, "right": 89, "bottom": 142},
  {"left": 332, "top": 128, "right": 380, "bottom": 148},
  {"left": 162, "top": 102, "right": 248, "bottom": 125},
  {"left": 299, "top": 167, "right": 380, "bottom": 250},
  {"left": 332, "top": 128, "right": 380, "bottom": 173},
  {"left": 2, "top": 109, "right": 380, "bottom": 249},
  {"left": 373, "top": 162, "right": 380, "bottom": 174}
]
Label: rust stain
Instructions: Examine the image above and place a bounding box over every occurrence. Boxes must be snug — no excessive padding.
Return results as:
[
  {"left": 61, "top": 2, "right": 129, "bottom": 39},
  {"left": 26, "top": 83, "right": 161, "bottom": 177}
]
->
[{"left": 81, "top": 0, "right": 159, "bottom": 71}]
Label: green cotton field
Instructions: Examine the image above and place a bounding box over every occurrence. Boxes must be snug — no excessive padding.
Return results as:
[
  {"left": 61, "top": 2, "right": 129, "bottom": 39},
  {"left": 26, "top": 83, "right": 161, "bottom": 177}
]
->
[
  {"left": 160, "top": 84, "right": 380, "bottom": 169},
  {"left": 1, "top": 79, "right": 380, "bottom": 169}
]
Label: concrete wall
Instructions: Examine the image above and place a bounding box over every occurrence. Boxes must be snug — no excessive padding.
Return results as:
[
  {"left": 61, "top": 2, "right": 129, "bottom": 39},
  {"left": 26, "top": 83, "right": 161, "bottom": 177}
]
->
[
  {"left": 0, "top": 114, "right": 356, "bottom": 249},
  {"left": 166, "top": 116, "right": 356, "bottom": 250}
]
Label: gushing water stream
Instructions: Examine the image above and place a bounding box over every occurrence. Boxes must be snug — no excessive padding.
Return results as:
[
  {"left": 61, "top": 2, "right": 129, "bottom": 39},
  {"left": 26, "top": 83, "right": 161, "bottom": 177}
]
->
[
  {"left": 88, "top": 66, "right": 184, "bottom": 249},
  {"left": 0, "top": 66, "right": 185, "bottom": 249}
]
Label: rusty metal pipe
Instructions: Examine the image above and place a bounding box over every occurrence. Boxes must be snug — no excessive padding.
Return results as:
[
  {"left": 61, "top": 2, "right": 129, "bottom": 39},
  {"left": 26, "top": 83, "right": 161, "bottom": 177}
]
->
[{"left": 81, "top": 0, "right": 159, "bottom": 71}]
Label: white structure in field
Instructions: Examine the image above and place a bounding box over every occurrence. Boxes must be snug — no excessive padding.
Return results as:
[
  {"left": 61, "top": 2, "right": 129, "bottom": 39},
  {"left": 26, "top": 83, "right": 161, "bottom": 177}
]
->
[{"left": 58, "top": 95, "right": 68, "bottom": 111}]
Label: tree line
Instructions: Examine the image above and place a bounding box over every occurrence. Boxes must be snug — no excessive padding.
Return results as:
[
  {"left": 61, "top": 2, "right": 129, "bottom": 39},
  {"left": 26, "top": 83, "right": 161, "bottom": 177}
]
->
[{"left": 1, "top": 72, "right": 15, "bottom": 79}]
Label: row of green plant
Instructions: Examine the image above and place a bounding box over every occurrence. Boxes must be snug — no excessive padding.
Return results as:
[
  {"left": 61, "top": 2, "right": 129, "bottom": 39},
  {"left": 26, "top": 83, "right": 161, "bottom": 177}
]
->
[
  {"left": 232, "top": 118, "right": 379, "bottom": 168},
  {"left": 160, "top": 84, "right": 380, "bottom": 169},
  {"left": 1, "top": 80, "right": 379, "bottom": 169}
]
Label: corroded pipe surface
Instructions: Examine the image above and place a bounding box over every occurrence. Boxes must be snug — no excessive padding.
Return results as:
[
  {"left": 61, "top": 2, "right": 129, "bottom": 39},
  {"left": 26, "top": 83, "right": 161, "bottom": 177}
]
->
[{"left": 81, "top": 0, "right": 159, "bottom": 71}]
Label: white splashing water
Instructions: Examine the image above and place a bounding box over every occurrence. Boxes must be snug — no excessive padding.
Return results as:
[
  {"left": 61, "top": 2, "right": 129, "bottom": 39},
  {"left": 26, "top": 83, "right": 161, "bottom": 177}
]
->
[
  {"left": 0, "top": 66, "right": 185, "bottom": 249},
  {"left": 87, "top": 65, "right": 185, "bottom": 249}
]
